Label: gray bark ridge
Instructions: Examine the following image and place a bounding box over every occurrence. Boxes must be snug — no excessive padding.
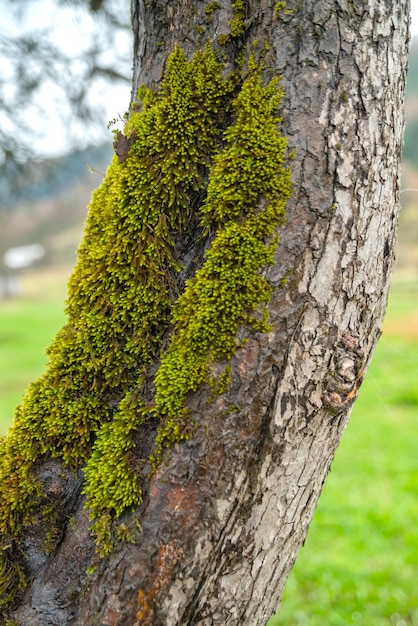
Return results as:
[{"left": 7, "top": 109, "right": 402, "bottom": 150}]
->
[{"left": 10, "top": 0, "right": 409, "bottom": 624}]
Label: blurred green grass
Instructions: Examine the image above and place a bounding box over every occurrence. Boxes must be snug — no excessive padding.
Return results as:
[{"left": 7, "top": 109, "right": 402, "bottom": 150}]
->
[
  {"left": 269, "top": 280, "right": 418, "bottom": 625},
  {"left": 1, "top": 271, "right": 417, "bottom": 626},
  {"left": 0, "top": 267, "right": 68, "bottom": 435}
]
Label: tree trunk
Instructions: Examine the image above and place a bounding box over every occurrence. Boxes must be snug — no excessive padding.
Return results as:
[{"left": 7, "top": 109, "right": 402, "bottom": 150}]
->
[{"left": 6, "top": 0, "right": 409, "bottom": 624}]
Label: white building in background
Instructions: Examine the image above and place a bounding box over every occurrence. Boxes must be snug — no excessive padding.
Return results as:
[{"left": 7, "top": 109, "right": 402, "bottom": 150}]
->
[
  {"left": 4, "top": 244, "right": 45, "bottom": 270},
  {"left": 0, "top": 243, "right": 45, "bottom": 299}
]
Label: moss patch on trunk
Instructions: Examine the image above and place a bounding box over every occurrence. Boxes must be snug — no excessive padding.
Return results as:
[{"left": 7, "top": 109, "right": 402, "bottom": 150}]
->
[{"left": 0, "top": 43, "right": 292, "bottom": 608}]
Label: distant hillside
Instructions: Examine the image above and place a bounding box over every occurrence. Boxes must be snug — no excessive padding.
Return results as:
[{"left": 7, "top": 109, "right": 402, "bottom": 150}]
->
[
  {"left": 406, "top": 37, "right": 418, "bottom": 98},
  {"left": 0, "top": 142, "right": 115, "bottom": 272},
  {"left": 1, "top": 142, "right": 113, "bottom": 210},
  {"left": 404, "top": 37, "right": 418, "bottom": 166}
]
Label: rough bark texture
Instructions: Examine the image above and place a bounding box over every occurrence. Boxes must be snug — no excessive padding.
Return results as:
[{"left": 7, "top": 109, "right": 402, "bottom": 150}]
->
[{"left": 9, "top": 0, "right": 409, "bottom": 624}]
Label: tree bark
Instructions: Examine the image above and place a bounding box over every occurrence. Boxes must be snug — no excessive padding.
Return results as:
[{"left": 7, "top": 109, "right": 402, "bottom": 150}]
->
[{"left": 8, "top": 0, "right": 409, "bottom": 624}]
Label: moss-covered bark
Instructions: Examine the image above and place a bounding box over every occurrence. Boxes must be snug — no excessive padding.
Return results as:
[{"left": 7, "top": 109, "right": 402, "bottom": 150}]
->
[{"left": 0, "top": 40, "right": 292, "bottom": 611}]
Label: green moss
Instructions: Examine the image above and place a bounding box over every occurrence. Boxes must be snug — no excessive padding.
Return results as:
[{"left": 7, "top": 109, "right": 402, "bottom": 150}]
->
[
  {"left": 274, "top": 2, "right": 296, "bottom": 17},
  {"left": 0, "top": 41, "right": 293, "bottom": 614},
  {"left": 209, "top": 365, "right": 232, "bottom": 397},
  {"left": 81, "top": 45, "right": 237, "bottom": 548},
  {"left": 217, "top": 33, "right": 230, "bottom": 46},
  {"left": 205, "top": 1, "right": 221, "bottom": 14},
  {"left": 152, "top": 67, "right": 292, "bottom": 459},
  {"left": 0, "top": 550, "right": 25, "bottom": 612},
  {"left": 0, "top": 43, "right": 235, "bottom": 610},
  {"left": 275, "top": 1, "right": 287, "bottom": 12},
  {"left": 230, "top": 0, "right": 245, "bottom": 37},
  {"left": 205, "top": 0, "right": 221, "bottom": 23}
]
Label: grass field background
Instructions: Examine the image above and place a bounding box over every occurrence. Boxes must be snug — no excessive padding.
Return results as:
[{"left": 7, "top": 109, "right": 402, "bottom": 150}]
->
[
  {"left": 269, "top": 276, "right": 418, "bottom": 625},
  {"left": 0, "top": 267, "right": 68, "bottom": 433},
  {"left": 0, "top": 268, "right": 417, "bottom": 625}
]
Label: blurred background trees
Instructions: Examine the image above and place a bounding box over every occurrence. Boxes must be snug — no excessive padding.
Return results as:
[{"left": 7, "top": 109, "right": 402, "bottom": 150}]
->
[
  {"left": 0, "top": 0, "right": 131, "bottom": 203},
  {"left": 401, "top": 37, "right": 418, "bottom": 272},
  {"left": 0, "top": 0, "right": 131, "bottom": 292}
]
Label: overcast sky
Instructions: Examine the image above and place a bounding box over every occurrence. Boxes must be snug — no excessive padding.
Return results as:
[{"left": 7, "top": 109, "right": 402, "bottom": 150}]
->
[{"left": 0, "top": 0, "right": 132, "bottom": 157}]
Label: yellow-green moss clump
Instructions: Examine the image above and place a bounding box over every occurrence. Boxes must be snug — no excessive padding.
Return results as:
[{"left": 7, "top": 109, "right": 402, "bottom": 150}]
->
[
  {"left": 0, "top": 43, "right": 235, "bottom": 591},
  {"left": 0, "top": 41, "right": 293, "bottom": 608},
  {"left": 152, "top": 68, "right": 292, "bottom": 456},
  {"left": 205, "top": 1, "right": 221, "bottom": 15},
  {"left": 230, "top": 0, "right": 246, "bottom": 37}
]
